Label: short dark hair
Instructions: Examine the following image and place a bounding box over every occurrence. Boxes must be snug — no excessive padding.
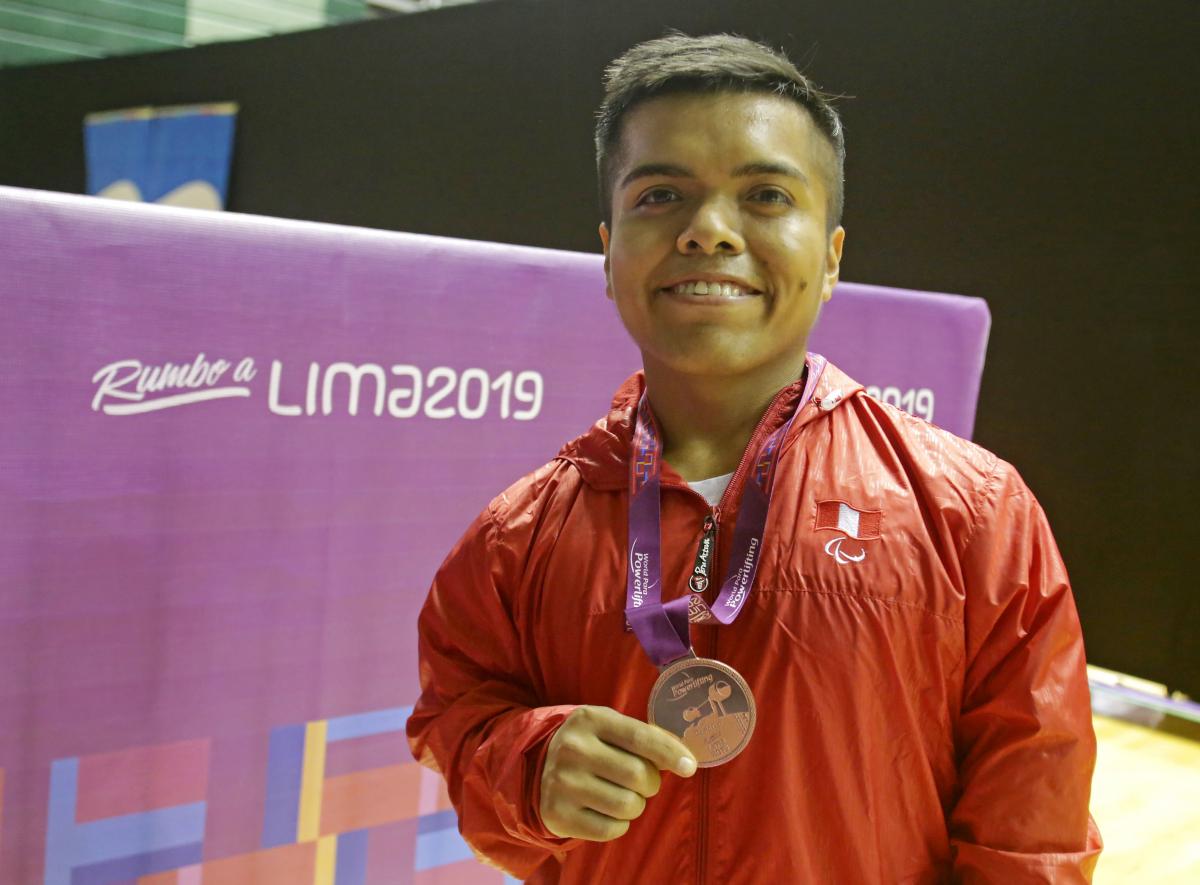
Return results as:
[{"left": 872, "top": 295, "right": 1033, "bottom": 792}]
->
[{"left": 594, "top": 32, "right": 845, "bottom": 232}]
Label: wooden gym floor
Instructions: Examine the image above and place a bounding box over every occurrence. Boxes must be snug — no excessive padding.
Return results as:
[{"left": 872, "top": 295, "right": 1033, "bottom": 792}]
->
[{"left": 1089, "top": 713, "right": 1200, "bottom": 882}]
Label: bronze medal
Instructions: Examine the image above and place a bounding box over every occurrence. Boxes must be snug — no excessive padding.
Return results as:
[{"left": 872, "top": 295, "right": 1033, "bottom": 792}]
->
[{"left": 648, "top": 656, "right": 755, "bottom": 767}]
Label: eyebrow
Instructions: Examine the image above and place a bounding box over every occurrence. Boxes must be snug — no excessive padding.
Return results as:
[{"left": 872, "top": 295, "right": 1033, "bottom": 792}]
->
[
  {"left": 731, "top": 161, "right": 809, "bottom": 186},
  {"left": 619, "top": 163, "right": 692, "bottom": 189},
  {"left": 619, "top": 160, "right": 810, "bottom": 190}
]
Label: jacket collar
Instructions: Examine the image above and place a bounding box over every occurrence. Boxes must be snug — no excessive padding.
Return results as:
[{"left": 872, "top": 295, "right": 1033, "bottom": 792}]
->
[{"left": 557, "top": 355, "right": 864, "bottom": 492}]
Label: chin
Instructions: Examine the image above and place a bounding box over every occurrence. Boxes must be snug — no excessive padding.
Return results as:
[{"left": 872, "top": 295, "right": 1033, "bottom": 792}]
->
[{"left": 650, "top": 346, "right": 761, "bottom": 379}]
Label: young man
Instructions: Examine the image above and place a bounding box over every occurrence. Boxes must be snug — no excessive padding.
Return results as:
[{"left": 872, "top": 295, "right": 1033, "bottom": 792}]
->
[{"left": 407, "top": 33, "right": 1102, "bottom": 883}]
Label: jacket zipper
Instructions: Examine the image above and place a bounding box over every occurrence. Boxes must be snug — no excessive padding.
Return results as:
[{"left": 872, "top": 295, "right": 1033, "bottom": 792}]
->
[
  {"left": 695, "top": 508, "right": 715, "bottom": 885},
  {"left": 691, "top": 383, "right": 800, "bottom": 885}
]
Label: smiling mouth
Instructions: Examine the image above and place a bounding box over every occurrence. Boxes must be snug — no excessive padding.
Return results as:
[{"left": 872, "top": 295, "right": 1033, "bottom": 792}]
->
[{"left": 661, "top": 280, "right": 761, "bottom": 298}]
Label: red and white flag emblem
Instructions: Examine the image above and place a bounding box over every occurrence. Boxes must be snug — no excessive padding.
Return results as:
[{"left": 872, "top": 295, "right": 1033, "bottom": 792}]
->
[{"left": 815, "top": 501, "right": 882, "bottom": 540}]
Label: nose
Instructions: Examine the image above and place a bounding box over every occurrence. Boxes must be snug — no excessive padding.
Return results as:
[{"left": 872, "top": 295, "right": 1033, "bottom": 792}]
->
[{"left": 676, "top": 197, "right": 745, "bottom": 255}]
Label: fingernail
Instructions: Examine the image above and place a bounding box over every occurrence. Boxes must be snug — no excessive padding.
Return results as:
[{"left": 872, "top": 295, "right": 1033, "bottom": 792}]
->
[{"left": 677, "top": 756, "right": 697, "bottom": 777}]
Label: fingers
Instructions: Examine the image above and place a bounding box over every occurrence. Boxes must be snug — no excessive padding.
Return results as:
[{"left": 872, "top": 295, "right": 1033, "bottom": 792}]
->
[
  {"left": 547, "top": 711, "right": 661, "bottom": 797},
  {"left": 571, "top": 769, "right": 648, "bottom": 821},
  {"left": 543, "top": 772, "right": 643, "bottom": 841},
  {"left": 540, "top": 705, "right": 696, "bottom": 843},
  {"left": 541, "top": 761, "right": 644, "bottom": 841},
  {"left": 587, "top": 741, "right": 662, "bottom": 798},
  {"left": 555, "top": 807, "right": 632, "bottom": 842},
  {"left": 588, "top": 707, "right": 698, "bottom": 777}
]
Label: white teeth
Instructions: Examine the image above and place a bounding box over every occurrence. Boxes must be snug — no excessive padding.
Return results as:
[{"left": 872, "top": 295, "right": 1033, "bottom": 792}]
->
[{"left": 669, "top": 281, "right": 749, "bottom": 297}]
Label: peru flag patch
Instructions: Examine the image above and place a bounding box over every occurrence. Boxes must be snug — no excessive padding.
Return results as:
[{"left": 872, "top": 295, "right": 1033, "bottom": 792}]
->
[{"left": 816, "top": 501, "right": 882, "bottom": 540}]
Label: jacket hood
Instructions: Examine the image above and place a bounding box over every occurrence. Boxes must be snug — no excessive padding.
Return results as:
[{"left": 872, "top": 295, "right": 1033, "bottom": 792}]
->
[{"left": 557, "top": 355, "right": 865, "bottom": 491}]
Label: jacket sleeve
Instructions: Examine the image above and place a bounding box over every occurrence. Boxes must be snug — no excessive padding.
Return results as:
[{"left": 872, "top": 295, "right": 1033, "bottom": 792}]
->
[
  {"left": 949, "top": 460, "right": 1103, "bottom": 883},
  {"left": 406, "top": 498, "right": 582, "bottom": 878}
]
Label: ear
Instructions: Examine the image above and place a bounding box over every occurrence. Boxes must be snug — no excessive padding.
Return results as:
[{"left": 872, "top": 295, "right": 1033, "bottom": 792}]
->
[
  {"left": 598, "top": 222, "right": 614, "bottom": 301},
  {"left": 821, "top": 226, "right": 845, "bottom": 303}
]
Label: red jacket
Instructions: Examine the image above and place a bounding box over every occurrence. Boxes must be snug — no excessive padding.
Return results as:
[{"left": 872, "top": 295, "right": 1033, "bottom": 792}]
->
[{"left": 407, "top": 361, "right": 1102, "bottom": 883}]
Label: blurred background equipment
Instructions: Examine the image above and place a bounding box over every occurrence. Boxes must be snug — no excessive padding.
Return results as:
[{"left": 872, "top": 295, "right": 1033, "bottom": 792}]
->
[{"left": 0, "top": 0, "right": 497, "bottom": 69}]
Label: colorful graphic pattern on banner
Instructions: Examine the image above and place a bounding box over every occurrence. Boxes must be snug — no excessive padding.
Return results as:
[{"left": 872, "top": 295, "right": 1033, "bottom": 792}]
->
[
  {"left": 39, "top": 709, "right": 519, "bottom": 885},
  {"left": 44, "top": 741, "right": 209, "bottom": 885},
  {"left": 0, "top": 186, "right": 988, "bottom": 884}
]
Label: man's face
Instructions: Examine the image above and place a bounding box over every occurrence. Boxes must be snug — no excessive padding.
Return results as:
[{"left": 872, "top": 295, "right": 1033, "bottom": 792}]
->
[{"left": 599, "top": 92, "right": 845, "bottom": 382}]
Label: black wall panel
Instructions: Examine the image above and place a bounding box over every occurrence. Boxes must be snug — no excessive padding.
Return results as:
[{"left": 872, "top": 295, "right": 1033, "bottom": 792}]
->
[{"left": 2, "top": 0, "right": 1197, "bottom": 694}]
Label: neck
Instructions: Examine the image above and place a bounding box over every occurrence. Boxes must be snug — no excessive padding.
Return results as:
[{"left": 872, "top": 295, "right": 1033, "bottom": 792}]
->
[{"left": 644, "top": 355, "right": 808, "bottom": 482}]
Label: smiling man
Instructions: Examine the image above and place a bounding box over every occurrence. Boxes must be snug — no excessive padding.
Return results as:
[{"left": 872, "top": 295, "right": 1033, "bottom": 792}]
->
[
  {"left": 408, "top": 33, "right": 1102, "bottom": 883},
  {"left": 597, "top": 87, "right": 843, "bottom": 486}
]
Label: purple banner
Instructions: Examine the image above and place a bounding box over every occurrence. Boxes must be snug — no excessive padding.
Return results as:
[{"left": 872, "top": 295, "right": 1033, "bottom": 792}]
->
[
  {"left": 0, "top": 186, "right": 988, "bottom": 884},
  {"left": 811, "top": 280, "right": 991, "bottom": 439}
]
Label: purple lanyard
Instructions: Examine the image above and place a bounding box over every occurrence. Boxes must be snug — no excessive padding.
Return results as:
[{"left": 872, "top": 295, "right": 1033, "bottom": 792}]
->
[{"left": 625, "top": 355, "right": 826, "bottom": 668}]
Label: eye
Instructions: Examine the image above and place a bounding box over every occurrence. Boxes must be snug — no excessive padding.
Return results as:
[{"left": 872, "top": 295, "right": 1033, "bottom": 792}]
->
[
  {"left": 749, "top": 188, "right": 793, "bottom": 206},
  {"left": 635, "top": 187, "right": 679, "bottom": 206}
]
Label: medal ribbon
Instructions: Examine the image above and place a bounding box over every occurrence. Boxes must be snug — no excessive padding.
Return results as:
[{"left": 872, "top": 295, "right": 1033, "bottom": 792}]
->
[{"left": 625, "top": 354, "right": 827, "bottom": 668}]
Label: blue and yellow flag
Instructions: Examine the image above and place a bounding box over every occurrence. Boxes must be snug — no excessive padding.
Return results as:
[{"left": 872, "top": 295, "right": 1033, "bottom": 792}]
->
[{"left": 84, "top": 102, "right": 238, "bottom": 209}]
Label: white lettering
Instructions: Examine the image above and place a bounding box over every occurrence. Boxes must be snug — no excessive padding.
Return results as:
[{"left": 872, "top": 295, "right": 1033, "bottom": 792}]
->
[
  {"left": 323, "top": 362, "right": 387, "bottom": 416},
  {"left": 631, "top": 550, "right": 650, "bottom": 607},
  {"left": 865, "top": 384, "right": 936, "bottom": 422},
  {"left": 91, "top": 359, "right": 143, "bottom": 410},
  {"left": 91, "top": 354, "right": 246, "bottom": 415},
  {"left": 724, "top": 537, "right": 760, "bottom": 610},
  {"left": 306, "top": 362, "right": 319, "bottom": 416},
  {"left": 233, "top": 357, "right": 257, "bottom": 383},
  {"left": 91, "top": 358, "right": 546, "bottom": 421},
  {"left": 268, "top": 360, "right": 301, "bottom": 417},
  {"left": 424, "top": 367, "right": 457, "bottom": 419},
  {"left": 388, "top": 365, "right": 422, "bottom": 418}
]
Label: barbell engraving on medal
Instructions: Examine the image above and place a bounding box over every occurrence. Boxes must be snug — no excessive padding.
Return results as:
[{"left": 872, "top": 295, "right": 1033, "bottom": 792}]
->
[{"left": 648, "top": 657, "right": 755, "bottom": 767}]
